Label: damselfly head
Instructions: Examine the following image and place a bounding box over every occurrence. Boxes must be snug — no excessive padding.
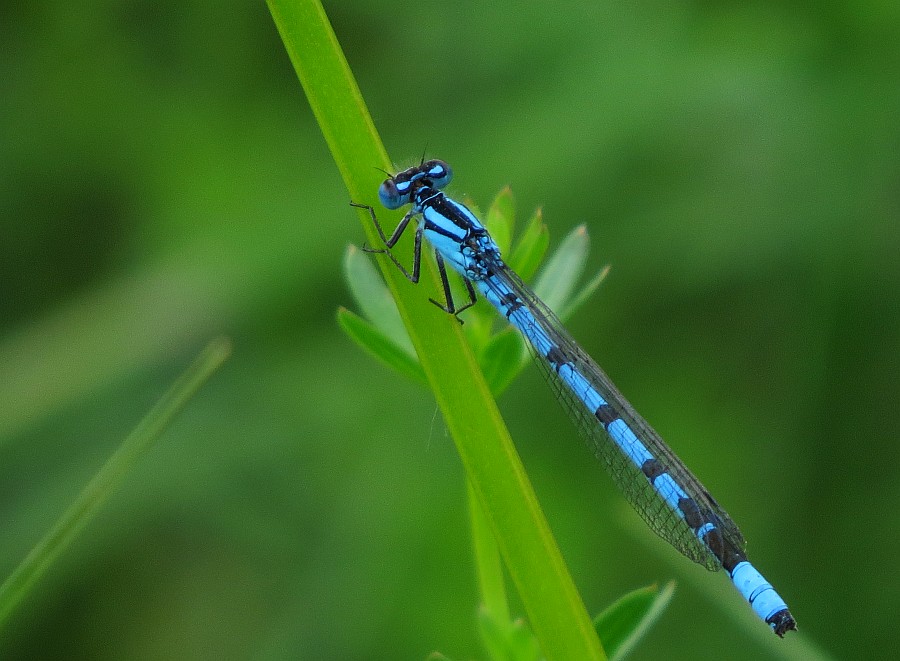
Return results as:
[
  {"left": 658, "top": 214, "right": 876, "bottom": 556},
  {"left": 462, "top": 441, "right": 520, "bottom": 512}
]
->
[{"left": 378, "top": 159, "right": 453, "bottom": 209}]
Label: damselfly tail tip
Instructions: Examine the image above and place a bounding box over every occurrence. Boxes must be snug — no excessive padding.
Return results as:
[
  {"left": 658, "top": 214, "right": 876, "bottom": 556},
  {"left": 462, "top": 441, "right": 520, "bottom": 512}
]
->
[{"left": 770, "top": 609, "right": 798, "bottom": 637}]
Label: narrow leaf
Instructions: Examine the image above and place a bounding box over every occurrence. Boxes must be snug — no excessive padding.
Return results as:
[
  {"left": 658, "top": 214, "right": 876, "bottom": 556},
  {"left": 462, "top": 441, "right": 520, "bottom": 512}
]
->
[
  {"left": 0, "top": 337, "right": 232, "bottom": 627},
  {"left": 508, "top": 208, "right": 549, "bottom": 283},
  {"left": 344, "top": 244, "right": 414, "bottom": 356},
  {"left": 533, "top": 225, "right": 590, "bottom": 314},
  {"left": 486, "top": 187, "right": 515, "bottom": 256},
  {"left": 559, "top": 264, "right": 610, "bottom": 322},
  {"left": 481, "top": 329, "right": 527, "bottom": 396},
  {"left": 593, "top": 582, "right": 675, "bottom": 661},
  {"left": 337, "top": 307, "right": 426, "bottom": 385}
]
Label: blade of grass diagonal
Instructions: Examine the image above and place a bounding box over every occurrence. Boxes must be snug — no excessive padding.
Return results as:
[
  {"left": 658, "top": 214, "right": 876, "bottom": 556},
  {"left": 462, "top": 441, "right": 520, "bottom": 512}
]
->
[{"left": 0, "top": 337, "right": 232, "bottom": 627}]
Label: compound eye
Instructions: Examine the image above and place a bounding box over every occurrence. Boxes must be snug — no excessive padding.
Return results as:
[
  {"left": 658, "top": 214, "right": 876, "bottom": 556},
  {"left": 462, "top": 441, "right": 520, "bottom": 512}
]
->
[
  {"left": 378, "top": 178, "right": 408, "bottom": 209},
  {"left": 423, "top": 160, "right": 452, "bottom": 189}
]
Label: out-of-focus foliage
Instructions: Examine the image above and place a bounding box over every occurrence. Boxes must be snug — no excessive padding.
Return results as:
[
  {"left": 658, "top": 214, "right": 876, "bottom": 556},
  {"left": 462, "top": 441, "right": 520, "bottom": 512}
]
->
[{"left": 1, "top": 2, "right": 897, "bottom": 659}]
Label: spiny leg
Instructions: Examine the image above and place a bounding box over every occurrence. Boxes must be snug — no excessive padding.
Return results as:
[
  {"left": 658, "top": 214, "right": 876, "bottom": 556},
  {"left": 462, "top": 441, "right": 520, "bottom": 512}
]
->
[
  {"left": 429, "top": 252, "right": 478, "bottom": 322},
  {"left": 351, "top": 202, "right": 422, "bottom": 283}
]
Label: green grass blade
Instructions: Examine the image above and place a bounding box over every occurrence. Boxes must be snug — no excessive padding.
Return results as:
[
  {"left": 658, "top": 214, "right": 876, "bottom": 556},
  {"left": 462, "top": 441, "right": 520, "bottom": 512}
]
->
[
  {"left": 268, "top": 2, "right": 604, "bottom": 658},
  {"left": 0, "top": 337, "right": 232, "bottom": 628},
  {"left": 468, "top": 481, "right": 509, "bottom": 624}
]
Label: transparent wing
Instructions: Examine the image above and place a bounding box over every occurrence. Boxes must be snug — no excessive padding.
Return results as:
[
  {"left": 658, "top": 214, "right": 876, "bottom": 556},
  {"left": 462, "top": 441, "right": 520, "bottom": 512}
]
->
[{"left": 480, "top": 262, "right": 746, "bottom": 570}]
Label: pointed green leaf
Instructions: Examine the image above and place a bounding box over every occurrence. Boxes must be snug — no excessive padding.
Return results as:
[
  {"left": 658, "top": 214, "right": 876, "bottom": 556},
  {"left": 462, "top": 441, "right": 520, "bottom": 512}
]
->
[
  {"left": 593, "top": 582, "right": 675, "bottom": 661},
  {"left": 487, "top": 186, "right": 515, "bottom": 256},
  {"left": 337, "top": 307, "right": 426, "bottom": 385},
  {"left": 343, "top": 244, "right": 414, "bottom": 356},
  {"left": 559, "top": 264, "right": 610, "bottom": 322},
  {"left": 508, "top": 207, "right": 549, "bottom": 283},
  {"left": 533, "top": 225, "right": 590, "bottom": 314}
]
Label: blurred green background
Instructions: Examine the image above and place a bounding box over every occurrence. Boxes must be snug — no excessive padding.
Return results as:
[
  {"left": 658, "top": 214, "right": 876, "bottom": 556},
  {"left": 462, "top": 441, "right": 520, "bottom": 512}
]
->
[{"left": 2, "top": 1, "right": 898, "bottom": 659}]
